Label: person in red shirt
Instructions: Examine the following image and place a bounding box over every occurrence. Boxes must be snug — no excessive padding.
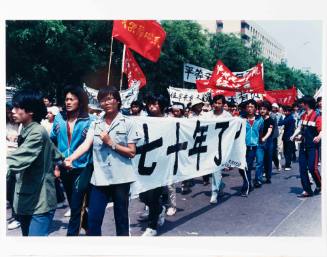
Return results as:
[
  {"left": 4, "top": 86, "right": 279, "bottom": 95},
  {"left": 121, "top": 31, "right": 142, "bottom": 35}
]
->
[{"left": 290, "top": 96, "right": 322, "bottom": 197}]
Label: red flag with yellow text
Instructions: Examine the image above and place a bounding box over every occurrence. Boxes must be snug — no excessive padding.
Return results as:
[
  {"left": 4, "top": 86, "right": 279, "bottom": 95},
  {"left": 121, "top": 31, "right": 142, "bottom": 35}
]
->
[{"left": 112, "top": 20, "right": 166, "bottom": 62}]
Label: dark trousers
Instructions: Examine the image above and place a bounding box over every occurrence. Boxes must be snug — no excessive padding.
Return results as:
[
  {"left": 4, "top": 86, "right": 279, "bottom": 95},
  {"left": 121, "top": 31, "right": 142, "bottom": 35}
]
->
[
  {"left": 17, "top": 210, "right": 55, "bottom": 236},
  {"left": 60, "top": 169, "right": 88, "bottom": 236},
  {"left": 6, "top": 174, "right": 17, "bottom": 219},
  {"left": 140, "top": 187, "right": 163, "bottom": 230},
  {"left": 263, "top": 140, "right": 274, "bottom": 180},
  {"left": 55, "top": 178, "right": 65, "bottom": 204},
  {"left": 202, "top": 174, "right": 210, "bottom": 183},
  {"left": 240, "top": 147, "right": 256, "bottom": 193},
  {"left": 272, "top": 138, "right": 279, "bottom": 169},
  {"left": 283, "top": 140, "right": 294, "bottom": 168},
  {"left": 87, "top": 183, "right": 131, "bottom": 236},
  {"left": 299, "top": 147, "right": 321, "bottom": 194}
]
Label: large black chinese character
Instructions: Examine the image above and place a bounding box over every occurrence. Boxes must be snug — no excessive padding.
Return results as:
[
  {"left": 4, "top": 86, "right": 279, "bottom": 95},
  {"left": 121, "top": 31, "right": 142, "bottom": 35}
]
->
[
  {"left": 184, "top": 65, "right": 194, "bottom": 80},
  {"left": 214, "top": 122, "right": 229, "bottom": 166},
  {"left": 194, "top": 68, "right": 204, "bottom": 80},
  {"left": 167, "top": 122, "right": 188, "bottom": 175},
  {"left": 189, "top": 120, "right": 208, "bottom": 170},
  {"left": 136, "top": 123, "right": 163, "bottom": 175},
  {"left": 234, "top": 123, "right": 243, "bottom": 140}
]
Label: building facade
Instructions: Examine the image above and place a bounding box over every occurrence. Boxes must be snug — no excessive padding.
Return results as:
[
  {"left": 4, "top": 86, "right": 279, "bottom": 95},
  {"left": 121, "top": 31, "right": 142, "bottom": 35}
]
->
[{"left": 198, "top": 20, "right": 285, "bottom": 64}]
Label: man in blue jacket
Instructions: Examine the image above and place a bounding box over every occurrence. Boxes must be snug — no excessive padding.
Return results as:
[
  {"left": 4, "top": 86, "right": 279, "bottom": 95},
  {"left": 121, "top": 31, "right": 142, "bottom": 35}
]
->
[
  {"left": 50, "top": 85, "right": 94, "bottom": 236},
  {"left": 278, "top": 106, "right": 296, "bottom": 170},
  {"left": 239, "top": 99, "right": 263, "bottom": 196}
]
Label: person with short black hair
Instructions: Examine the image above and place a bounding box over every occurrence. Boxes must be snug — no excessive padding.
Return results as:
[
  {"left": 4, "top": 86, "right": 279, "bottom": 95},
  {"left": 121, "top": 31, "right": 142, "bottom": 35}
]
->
[
  {"left": 207, "top": 95, "right": 231, "bottom": 203},
  {"left": 140, "top": 94, "right": 169, "bottom": 236},
  {"left": 130, "top": 100, "right": 144, "bottom": 116},
  {"left": 50, "top": 85, "right": 94, "bottom": 236},
  {"left": 255, "top": 101, "right": 275, "bottom": 186},
  {"left": 290, "top": 95, "right": 322, "bottom": 197},
  {"left": 239, "top": 99, "right": 263, "bottom": 196},
  {"left": 43, "top": 95, "right": 54, "bottom": 108},
  {"left": 7, "top": 90, "right": 63, "bottom": 236},
  {"left": 278, "top": 106, "right": 296, "bottom": 170},
  {"left": 65, "top": 86, "right": 141, "bottom": 236}
]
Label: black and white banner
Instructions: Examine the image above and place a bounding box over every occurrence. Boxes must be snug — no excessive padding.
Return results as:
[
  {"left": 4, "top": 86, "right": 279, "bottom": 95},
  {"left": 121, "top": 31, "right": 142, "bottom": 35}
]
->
[
  {"left": 130, "top": 116, "right": 246, "bottom": 197},
  {"left": 226, "top": 92, "right": 263, "bottom": 104},
  {"left": 167, "top": 86, "right": 211, "bottom": 106},
  {"left": 83, "top": 83, "right": 140, "bottom": 110},
  {"left": 184, "top": 63, "right": 212, "bottom": 83}
]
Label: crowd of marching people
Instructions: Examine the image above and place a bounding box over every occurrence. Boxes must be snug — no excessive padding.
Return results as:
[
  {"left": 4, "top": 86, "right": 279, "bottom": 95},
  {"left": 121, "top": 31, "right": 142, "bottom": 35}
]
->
[{"left": 6, "top": 85, "right": 322, "bottom": 236}]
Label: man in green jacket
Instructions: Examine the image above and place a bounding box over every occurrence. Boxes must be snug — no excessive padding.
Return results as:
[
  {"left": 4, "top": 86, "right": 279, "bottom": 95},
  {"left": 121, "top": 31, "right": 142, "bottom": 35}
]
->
[{"left": 7, "top": 90, "right": 63, "bottom": 236}]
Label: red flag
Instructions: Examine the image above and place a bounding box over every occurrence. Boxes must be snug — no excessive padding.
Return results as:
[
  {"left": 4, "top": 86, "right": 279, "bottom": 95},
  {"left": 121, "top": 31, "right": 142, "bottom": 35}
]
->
[
  {"left": 265, "top": 86, "right": 297, "bottom": 106},
  {"left": 262, "top": 92, "right": 277, "bottom": 104},
  {"left": 123, "top": 48, "right": 146, "bottom": 89},
  {"left": 208, "top": 60, "right": 265, "bottom": 93},
  {"left": 112, "top": 20, "right": 166, "bottom": 62},
  {"left": 196, "top": 79, "right": 235, "bottom": 96}
]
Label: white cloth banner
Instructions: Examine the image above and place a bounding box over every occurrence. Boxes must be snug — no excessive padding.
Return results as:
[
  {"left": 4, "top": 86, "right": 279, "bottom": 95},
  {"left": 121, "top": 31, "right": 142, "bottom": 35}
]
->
[
  {"left": 184, "top": 63, "right": 212, "bottom": 83},
  {"left": 297, "top": 88, "right": 304, "bottom": 99},
  {"left": 184, "top": 63, "right": 261, "bottom": 84},
  {"left": 226, "top": 92, "right": 263, "bottom": 104},
  {"left": 83, "top": 83, "right": 140, "bottom": 110},
  {"left": 167, "top": 86, "right": 211, "bottom": 106},
  {"left": 130, "top": 116, "right": 246, "bottom": 197}
]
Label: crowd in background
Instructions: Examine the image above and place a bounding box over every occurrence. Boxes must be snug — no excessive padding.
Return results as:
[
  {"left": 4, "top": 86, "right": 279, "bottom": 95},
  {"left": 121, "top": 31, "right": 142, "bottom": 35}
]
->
[{"left": 6, "top": 86, "right": 322, "bottom": 236}]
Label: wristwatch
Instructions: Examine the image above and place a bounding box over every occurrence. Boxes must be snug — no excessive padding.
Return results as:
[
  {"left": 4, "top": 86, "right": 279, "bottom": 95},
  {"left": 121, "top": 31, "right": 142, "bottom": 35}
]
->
[{"left": 111, "top": 142, "right": 117, "bottom": 150}]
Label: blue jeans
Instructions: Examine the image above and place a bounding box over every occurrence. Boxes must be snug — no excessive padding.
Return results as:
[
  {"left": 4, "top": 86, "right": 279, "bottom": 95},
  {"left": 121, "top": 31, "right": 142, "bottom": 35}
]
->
[
  {"left": 60, "top": 168, "right": 89, "bottom": 236},
  {"left": 256, "top": 140, "right": 273, "bottom": 182},
  {"left": 299, "top": 146, "right": 321, "bottom": 194},
  {"left": 88, "top": 183, "right": 131, "bottom": 236},
  {"left": 18, "top": 209, "right": 55, "bottom": 236},
  {"left": 240, "top": 147, "right": 257, "bottom": 192}
]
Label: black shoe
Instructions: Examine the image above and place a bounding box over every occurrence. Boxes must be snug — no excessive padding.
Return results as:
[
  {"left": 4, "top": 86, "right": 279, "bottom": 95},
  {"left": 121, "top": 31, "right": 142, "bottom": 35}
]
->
[
  {"left": 313, "top": 187, "right": 321, "bottom": 195},
  {"left": 297, "top": 191, "right": 313, "bottom": 198},
  {"left": 265, "top": 179, "right": 271, "bottom": 184},
  {"left": 253, "top": 181, "right": 262, "bottom": 188},
  {"left": 203, "top": 181, "right": 210, "bottom": 186},
  {"left": 181, "top": 187, "right": 191, "bottom": 195},
  {"left": 240, "top": 191, "right": 248, "bottom": 197}
]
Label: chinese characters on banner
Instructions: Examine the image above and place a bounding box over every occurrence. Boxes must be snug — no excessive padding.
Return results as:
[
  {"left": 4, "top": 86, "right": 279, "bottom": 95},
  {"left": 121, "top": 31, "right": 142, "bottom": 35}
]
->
[
  {"left": 184, "top": 63, "right": 213, "bottom": 83},
  {"left": 167, "top": 86, "right": 211, "bottom": 106},
  {"left": 83, "top": 83, "right": 140, "bottom": 110},
  {"left": 208, "top": 60, "right": 265, "bottom": 93},
  {"left": 112, "top": 20, "right": 166, "bottom": 62},
  {"left": 226, "top": 92, "right": 263, "bottom": 104},
  {"left": 123, "top": 48, "right": 146, "bottom": 89},
  {"left": 130, "top": 116, "right": 246, "bottom": 197}
]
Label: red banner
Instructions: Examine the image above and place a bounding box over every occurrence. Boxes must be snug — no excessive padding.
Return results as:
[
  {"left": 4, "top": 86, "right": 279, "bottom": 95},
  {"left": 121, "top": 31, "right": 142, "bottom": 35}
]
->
[
  {"left": 265, "top": 86, "right": 297, "bottom": 106},
  {"left": 112, "top": 20, "right": 166, "bottom": 62},
  {"left": 196, "top": 79, "right": 235, "bottom": 96},
  {"left": 208, "top": 60, "right": 265, "bottom": 93},
  {"left": 123, "top": 48, "right": 146, "bottom": 89}
]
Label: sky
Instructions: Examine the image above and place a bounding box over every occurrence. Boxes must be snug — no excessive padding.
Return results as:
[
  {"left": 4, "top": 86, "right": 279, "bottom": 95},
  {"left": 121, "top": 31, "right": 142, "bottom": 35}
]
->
[{"left": 256, "top": 20, "right": 322, "bottom": 76}]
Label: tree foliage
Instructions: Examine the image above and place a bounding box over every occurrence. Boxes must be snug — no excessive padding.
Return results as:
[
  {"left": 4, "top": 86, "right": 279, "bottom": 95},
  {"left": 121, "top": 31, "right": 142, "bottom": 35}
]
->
[{"left": 6, "top": 20, "right": 321, "bottom": 103}]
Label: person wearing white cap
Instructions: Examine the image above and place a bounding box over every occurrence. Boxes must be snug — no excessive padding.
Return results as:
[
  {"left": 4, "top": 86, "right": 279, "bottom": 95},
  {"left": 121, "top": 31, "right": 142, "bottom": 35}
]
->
[
  {"left": 188, "top": 98, "right": 211, "bottom": 186},
  {"left": 41, "top": 106, "right": 60, "bottom": 134}
]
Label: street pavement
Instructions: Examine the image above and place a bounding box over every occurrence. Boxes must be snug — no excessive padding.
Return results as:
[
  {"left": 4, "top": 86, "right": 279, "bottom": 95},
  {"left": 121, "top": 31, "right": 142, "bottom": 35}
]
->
[{"left": 6, "top": 161, "right": 322, "bottom": 237}]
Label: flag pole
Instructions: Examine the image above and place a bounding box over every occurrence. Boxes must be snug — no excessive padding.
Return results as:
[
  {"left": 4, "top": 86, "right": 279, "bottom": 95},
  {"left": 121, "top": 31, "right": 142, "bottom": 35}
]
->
[
  {"left": 119, "top": 44, "right": 126, "bottom": 91},
  {"left": 107, "top": 36, "right": 114, "bottom": 87}
]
